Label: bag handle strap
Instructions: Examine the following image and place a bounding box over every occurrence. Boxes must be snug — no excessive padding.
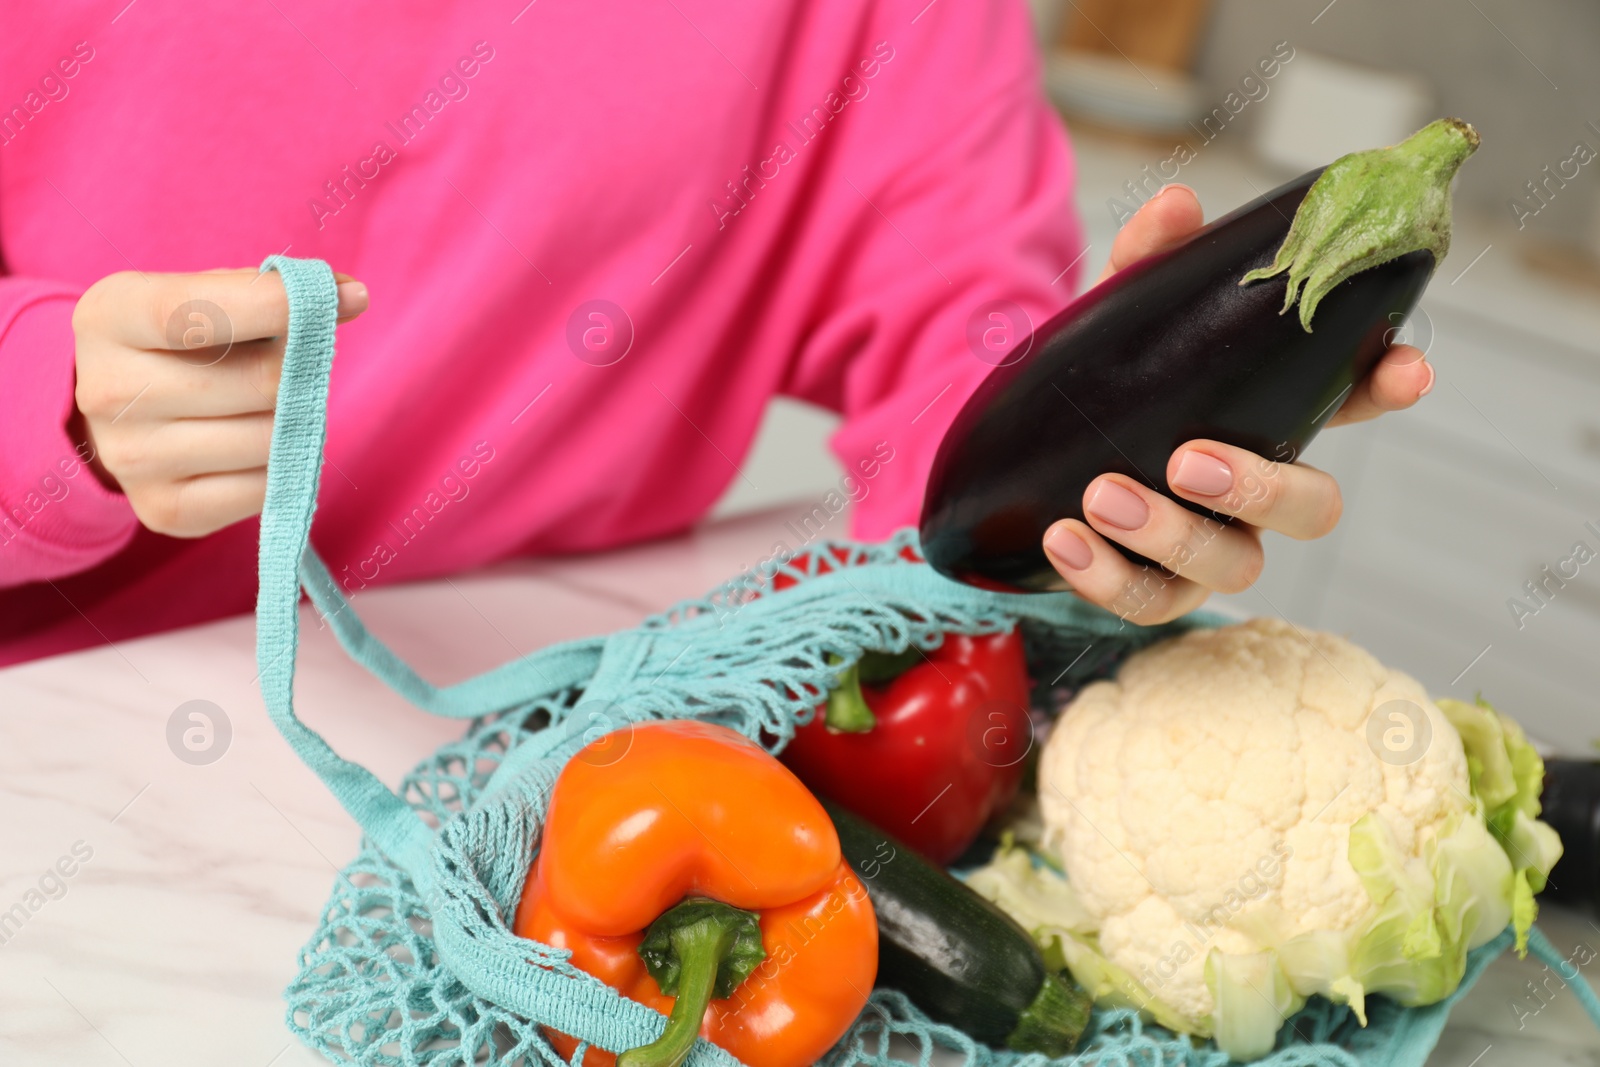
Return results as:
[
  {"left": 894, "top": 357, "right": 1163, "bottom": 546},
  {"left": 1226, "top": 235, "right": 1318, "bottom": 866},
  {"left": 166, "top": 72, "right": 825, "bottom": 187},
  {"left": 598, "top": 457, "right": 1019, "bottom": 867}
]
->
[
  {"left": 253, "top": 255, "right": 438, "bottom": 880},
  {"left": 299, "top": 549, "right": 605, "bottom": 716},
  {"left": 252, "top": 255, "right": 601, "bottom": 885}
]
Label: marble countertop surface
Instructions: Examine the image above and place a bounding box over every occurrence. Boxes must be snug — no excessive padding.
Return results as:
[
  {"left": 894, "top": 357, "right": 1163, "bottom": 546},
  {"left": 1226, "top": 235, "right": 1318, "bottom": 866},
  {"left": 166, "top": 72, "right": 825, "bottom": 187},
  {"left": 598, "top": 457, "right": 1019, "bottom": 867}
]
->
[{"left": 3, "top": 505, "right": 1598, "bottom": 1066}]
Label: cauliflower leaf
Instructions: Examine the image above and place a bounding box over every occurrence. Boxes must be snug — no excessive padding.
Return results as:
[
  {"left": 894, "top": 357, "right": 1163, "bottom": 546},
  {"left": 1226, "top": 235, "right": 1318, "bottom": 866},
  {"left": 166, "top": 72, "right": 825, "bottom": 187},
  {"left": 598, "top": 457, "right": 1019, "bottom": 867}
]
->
[
  {"left": 1438, "top": 696, "right": 1563, "bottom": 953},
  {"left": 1205, "top": 948, "right": 1302, "bottom": 1061}
]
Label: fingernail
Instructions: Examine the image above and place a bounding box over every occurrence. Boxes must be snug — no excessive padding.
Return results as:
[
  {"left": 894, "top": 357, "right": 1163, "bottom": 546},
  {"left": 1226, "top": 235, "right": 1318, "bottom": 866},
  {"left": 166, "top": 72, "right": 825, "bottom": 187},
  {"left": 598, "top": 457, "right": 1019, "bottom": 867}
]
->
[
  {"left": 1044, "top": 524, "right": 1093, "bottom": 570},
  {"left": 1085, "top": 481, "right": 1149, "bottom": 531},
  {"left": 1158, "top": 182, "right": 1195, "bottom": 200},
  {"left": 336, "top": 281, "right": 369, "bottom": 315},
  {"left": 1171, "top": 451, "right": 1234, "bottom": 496},
  {"left": 1418, "top": 362, "right": 1436, "bottom": 397}
]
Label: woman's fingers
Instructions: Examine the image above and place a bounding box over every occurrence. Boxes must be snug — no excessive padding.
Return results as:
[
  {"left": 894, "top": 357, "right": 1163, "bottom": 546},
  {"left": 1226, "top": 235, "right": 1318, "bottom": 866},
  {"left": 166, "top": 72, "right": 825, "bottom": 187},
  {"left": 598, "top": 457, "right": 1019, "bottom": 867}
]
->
[
  {"left": 1095, "top": 184, "right": 1205, "bottom": 284},
  {"left": 1042, "top": 184, "right": 1424, "bottom": 616},
  {"left": 131, "top": 469, "right": 269, "bottom": 538},
  {"left": 81, "top": 337, "right": 287, "bottom": 419},
  {"left": 1328, "top": 343, "right": 1434, "bottom": 426},
  {"left": 1042, "top": 518, "right": 1212, "bottom": 624},
  {"left": 1048, "top": 183, "right": 1231, "bottom": 623},
  {"left": 1041, "top": 441, "right": 1349, "bottom": 616},
  {"left": 1166, "top": 440, "right": 1343, "bottom": 541},
  {"left": 146, "top": 337, "right": 288, "bottom": 416},
  {"left": 333, "top": 274, "right": 369, "bottom": 323},
  {"left": 97, "top": 414, "right": 276, "bottom": 481},
  {"left": 1075, "top": 474, "right": 1266, "bottom": 591},
  {"left": 77, "top": 268, "right": 369, "bottom": 352},
  {"left": 72, "top": 265, "right": 367, "bottom": 539},
  {"left": 82, "top": 269, "right": 287, "bottom": 349}
]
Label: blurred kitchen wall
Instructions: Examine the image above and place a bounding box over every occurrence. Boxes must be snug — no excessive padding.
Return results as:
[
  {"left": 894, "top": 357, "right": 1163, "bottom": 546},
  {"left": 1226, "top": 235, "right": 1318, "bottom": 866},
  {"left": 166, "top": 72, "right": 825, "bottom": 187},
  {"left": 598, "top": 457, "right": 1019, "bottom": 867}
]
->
[{"left": 1193, "top": 0, "right": 1600, "bottom": 246}]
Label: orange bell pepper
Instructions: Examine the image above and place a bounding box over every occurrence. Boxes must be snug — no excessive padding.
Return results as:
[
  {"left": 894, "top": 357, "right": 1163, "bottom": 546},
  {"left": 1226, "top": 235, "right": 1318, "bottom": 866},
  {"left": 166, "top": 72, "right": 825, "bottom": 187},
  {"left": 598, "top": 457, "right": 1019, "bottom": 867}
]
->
[{"left": 514, "top": 720, "right": 877, "bottom": 1067}]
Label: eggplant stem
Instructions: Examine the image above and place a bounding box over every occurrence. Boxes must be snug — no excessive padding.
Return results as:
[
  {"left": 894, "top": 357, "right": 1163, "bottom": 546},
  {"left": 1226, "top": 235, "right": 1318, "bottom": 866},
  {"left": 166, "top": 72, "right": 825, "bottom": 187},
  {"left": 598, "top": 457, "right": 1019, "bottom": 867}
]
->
[{"left": 1239, "top": 117, "right": 1479, "bottom": 332}]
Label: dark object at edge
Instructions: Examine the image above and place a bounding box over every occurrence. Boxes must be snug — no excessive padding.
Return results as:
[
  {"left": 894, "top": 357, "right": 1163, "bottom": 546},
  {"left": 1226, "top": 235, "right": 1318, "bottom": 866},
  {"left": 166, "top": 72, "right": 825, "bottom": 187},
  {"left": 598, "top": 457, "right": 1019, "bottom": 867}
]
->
[{"left": 1542, "top": 758, "right": 1600, "bottom": 910}]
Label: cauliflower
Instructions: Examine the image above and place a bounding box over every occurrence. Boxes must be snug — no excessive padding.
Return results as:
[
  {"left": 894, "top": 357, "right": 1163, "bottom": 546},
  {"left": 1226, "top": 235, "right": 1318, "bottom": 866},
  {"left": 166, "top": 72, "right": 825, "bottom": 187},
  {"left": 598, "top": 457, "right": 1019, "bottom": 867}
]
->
[{"left": 966, "top": 618, "right": 1561, "bottom": 1062}]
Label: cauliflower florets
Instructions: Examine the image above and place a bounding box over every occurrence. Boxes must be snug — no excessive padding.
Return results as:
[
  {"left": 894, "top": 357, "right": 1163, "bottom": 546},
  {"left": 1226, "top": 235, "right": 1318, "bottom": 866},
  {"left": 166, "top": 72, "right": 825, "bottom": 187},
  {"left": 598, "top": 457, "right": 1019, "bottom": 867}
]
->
[{"left": 1038, "top": 617, "right": 1470, "bottom": 1022}]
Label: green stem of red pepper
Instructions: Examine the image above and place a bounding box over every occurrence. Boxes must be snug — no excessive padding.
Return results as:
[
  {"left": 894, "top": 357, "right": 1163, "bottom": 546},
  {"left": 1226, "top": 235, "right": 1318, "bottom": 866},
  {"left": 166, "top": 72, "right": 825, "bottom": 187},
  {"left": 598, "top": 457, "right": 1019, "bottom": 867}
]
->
[
  {"left": 619, "top": 898, "right": 767, "bottom": 1067},
  {"left": 823, "top": 648, "right": 925, "bottom": 732},
  {"left": 823, "top": 662, "right": 876, "bottom": 733}
]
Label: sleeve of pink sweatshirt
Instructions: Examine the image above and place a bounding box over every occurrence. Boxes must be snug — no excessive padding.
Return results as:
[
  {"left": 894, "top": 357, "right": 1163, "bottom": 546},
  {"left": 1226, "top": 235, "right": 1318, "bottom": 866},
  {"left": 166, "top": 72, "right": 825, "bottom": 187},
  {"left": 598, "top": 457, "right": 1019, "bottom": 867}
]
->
[
  {"left": 781, "top": 2, "right": 1086, "bottom": 541},
  {"left": 0, "top": 281, "right": 139, "bottom": 587}
]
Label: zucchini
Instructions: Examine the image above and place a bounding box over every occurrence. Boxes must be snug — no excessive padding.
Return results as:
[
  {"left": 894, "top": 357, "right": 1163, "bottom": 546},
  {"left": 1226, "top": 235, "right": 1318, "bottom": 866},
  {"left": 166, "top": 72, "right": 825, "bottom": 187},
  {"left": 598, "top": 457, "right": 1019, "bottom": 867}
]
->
[{"left": 822, "top": 798, "right": 1090, "bottom": 1055}]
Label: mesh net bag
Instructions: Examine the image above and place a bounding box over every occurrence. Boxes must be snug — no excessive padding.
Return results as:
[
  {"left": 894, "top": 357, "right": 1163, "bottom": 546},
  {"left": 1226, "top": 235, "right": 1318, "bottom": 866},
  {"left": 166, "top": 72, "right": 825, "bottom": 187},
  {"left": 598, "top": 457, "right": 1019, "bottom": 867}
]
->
[{"left": 255, "top": 257, "right": 1595, "bottom": 1067}]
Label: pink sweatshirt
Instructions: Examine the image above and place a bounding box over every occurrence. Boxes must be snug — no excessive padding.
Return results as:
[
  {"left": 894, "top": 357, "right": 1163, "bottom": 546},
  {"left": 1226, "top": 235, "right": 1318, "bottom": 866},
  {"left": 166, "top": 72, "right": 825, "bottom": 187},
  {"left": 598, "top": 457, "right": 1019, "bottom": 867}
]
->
[{"left": 0, "top": 0, "right": 1082, "bottom": 665}]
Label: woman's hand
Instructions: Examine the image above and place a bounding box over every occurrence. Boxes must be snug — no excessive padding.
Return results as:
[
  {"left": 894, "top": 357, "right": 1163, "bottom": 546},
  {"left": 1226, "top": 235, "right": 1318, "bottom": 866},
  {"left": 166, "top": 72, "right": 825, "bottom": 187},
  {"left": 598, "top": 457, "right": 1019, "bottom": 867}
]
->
[
  {"left": 71, "top": 268, "right": 368, "bottom": 537},
  {"left": 1040, "top": 185, "right": 1433, "bottom": 624}
]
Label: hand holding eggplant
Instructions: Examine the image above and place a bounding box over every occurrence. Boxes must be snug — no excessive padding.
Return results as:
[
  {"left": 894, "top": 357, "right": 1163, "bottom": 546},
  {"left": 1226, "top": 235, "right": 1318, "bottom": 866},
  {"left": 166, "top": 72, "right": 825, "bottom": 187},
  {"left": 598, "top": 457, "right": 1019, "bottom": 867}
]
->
[
  {"left": 923, "top": 121, "right": 1479, "bottom": 608},
  {"left": 1031, "top": 180, "right": 1436, "bottom": 623}
]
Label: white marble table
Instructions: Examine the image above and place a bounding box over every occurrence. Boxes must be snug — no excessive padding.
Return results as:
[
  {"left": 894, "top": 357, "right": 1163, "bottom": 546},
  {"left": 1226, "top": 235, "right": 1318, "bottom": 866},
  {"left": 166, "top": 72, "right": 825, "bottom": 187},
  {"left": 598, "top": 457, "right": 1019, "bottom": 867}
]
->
[{"left": 2, "top": 506, "right": 1598, "bottom": 1066}]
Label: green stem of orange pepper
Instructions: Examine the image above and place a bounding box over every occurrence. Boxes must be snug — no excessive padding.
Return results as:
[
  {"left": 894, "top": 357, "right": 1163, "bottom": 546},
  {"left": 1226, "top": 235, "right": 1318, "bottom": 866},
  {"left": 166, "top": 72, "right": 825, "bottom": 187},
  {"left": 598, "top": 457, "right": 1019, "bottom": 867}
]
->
[{"left": 618, "top": 899, "right": 766, "bottom": 1067}]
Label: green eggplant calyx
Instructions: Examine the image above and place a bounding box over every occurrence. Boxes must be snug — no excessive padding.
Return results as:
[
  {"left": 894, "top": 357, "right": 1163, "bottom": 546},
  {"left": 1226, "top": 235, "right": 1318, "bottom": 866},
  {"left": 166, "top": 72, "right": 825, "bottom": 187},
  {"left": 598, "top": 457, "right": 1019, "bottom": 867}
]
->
[
  {"left": 1006, "top": 971, "right": 1094, "bottom": 1057},
  {"left": 823, "top": 661, "right": 878, "bottom": 733},
  {"left": 1240, "top": 117, "right": 1480, "bottom": 332},
  {"left": 622, "top": 898, "right": 767, "bottom": 1067}
]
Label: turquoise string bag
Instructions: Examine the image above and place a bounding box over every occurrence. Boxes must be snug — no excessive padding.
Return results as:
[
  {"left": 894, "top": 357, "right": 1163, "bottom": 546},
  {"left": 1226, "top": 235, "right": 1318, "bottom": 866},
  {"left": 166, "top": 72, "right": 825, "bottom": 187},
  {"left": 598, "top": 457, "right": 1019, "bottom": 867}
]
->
[{"left": 254, "top": 256, "right": 1600, "bottom": 1067}]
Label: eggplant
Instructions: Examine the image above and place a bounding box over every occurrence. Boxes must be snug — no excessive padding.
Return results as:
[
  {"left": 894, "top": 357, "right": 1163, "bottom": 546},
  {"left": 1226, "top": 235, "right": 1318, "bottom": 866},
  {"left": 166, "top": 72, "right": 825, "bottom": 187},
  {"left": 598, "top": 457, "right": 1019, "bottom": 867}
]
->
[{"left": 920, "top": 119, "right": 1480, "bottom": 592}]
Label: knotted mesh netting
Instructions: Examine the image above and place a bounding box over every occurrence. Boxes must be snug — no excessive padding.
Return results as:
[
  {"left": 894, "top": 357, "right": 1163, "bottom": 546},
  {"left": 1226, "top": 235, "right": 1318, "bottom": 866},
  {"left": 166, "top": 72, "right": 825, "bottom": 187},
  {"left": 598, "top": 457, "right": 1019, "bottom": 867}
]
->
[{"left": 280, "top": 532, "right": 1518, "bottom": 1067}]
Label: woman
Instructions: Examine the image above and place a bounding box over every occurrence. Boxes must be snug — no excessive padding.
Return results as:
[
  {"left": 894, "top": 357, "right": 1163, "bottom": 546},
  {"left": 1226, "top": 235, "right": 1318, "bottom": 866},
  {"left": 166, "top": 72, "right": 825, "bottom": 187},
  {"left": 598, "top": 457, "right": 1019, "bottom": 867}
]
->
[{"left": 0, "top": 0, "right": 1429, "bottom": 663}]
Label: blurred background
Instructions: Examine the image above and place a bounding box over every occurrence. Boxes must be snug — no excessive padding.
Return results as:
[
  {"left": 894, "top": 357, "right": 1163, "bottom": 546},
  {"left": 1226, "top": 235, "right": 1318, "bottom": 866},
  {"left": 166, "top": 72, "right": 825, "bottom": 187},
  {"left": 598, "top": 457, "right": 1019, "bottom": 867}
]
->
[{"left": 712, "top": 0, "right": 1600, "bottom": 752}]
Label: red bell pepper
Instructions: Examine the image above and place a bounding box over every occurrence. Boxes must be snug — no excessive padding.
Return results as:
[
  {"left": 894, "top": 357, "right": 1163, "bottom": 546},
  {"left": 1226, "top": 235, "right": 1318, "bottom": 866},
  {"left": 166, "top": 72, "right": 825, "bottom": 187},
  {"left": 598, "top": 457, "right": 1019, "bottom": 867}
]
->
[{"left": 779, "top": 592, "right": 1034, "bottom": 864}]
